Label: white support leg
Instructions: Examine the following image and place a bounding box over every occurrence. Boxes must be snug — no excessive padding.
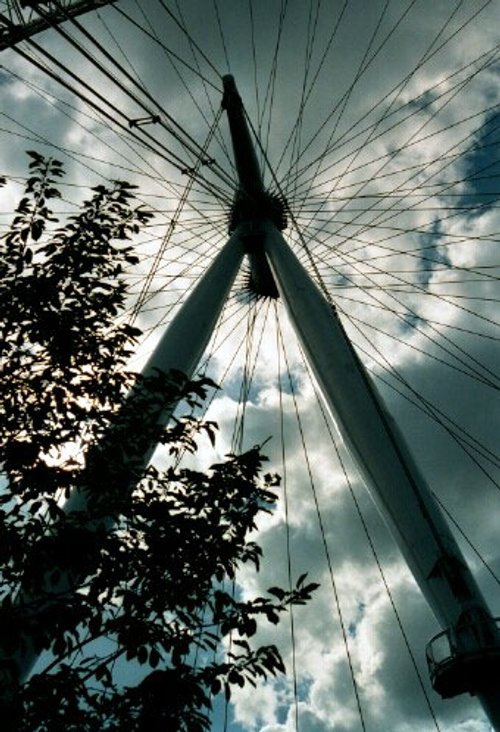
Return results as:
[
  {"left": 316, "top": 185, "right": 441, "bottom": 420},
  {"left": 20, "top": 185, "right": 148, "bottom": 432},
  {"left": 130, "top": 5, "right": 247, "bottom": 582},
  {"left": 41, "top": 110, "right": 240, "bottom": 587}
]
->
[
  {"left": 140, "top": 228, "right": 245, "bottom": 426},
  {"left": 262, "top": 221, "right": 491, "bottom": 631},
  {"left": 262, "top": 221, "right": 500, "bottom": 723}
]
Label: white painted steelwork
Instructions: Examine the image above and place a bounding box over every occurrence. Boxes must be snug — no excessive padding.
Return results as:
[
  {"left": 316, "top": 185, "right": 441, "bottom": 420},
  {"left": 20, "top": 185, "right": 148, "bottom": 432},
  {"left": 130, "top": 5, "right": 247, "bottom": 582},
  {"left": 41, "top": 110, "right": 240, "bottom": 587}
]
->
[
  {"left": 67, "top": 229, "right": 245, "bottom": 514},
  {"left": 263, "top": 220, "right": 486, "bottom": 629},
  {"left": 261, "top": 219, "right": 500, "bottom": 725},
  {"left": 2, "top": 67, "right": 498, "bottom": 728},
  {"left": 139, "top": 228, "right": 245, "bottom": 409},
  {"left": 219, "top": 73, "right": 500, "bottom": 724}
]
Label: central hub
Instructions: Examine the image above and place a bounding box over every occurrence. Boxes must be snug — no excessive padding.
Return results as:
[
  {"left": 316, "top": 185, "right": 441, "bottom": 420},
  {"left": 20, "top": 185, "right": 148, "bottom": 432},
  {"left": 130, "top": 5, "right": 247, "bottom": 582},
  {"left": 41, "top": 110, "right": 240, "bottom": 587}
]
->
[
  {"left": 228, "top": 189, "right": 287, "bottom": 234},
  {"left": 222, "top": 74, "right": 286, "bottom": 298},
  {"left": 227, "top": 191, "right": 287, "bottom": 299}
]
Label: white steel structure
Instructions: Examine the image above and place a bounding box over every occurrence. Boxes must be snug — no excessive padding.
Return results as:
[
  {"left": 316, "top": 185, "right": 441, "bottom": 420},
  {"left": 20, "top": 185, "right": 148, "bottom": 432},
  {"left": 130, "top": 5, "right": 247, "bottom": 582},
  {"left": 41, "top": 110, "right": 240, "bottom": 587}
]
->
[
  {"left": 1, "top": 2, "right": 499, "bottom": 730},
  {"left": 214, "top": 74, "right": 500, "bottom": 727}
]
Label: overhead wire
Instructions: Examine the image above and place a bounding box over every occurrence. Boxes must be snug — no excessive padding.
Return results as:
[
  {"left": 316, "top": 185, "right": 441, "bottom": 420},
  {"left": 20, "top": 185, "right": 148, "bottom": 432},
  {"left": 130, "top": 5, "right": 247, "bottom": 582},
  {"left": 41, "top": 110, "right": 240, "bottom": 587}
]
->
[
  {"left": 259, "top": 0, "right": 289, "bottom": 160},
  {"left": 284, "top": 0, "right": 395, "bottom": 209},
  {"left": 273, "top": 0, "right": 350, "bottom": 180},
  {"left": 0, "top": 60, "right": 219, "bottom": 217},
  {"left": 295, "top": 340, "right": 443, "bottom": 731},
  {"left": 284, "top": 0, "right": 495, "bottom": 196},
  {"left": 171, "top": 0, "right": 235, "bottom": 172},
  {"left": 275, "top": 304, "right": 367, "bottom": 732},
  {"left": 212, "top": 0, "right": 231, "bottom": 74},
  {"left": 289, "top": 0, "right": 461, "bottom": 213},
  {"left": 275, "top": 307, "right": 301, "bottom": 732},
  {"left": 247, "top": 0, "right": 261, "bottom": 139},
  {"left": 128, "top": 108, "right": 225, "bottom": 326},
  {"left": 53, "top": 0, "right": 236, "bottom": 192},
  {"left": 46, "top": 0, "right": 226, "bottom": 168},
  {"left": 295, "top": 54, "right": 500, "bottom": 250},
  {"left": 2, "top": 2, "right": 498, "bottom": 727},
  {"left": 16, "top": 20, "right": 233, "bottom": 205},
  {"left": 112, "top": 1, "right": 221, "bottom": 91},
  {"left": 309, "top": 240, "right": 500, "bottom": 383},
  {"left": 10, "top": 42, "right": 227, "bottom": 200},
  {"left": 344, "top": 322, "right": 500, "bottom": 493},
  {"left": 286, "top": 0, "right": 323, "bottom": 206}
]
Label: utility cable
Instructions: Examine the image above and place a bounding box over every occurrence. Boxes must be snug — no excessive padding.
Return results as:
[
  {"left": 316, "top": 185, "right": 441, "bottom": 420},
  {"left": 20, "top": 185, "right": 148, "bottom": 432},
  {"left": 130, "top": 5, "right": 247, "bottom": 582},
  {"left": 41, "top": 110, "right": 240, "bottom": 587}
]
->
[
  {"left": 276, "top": 305, "right": 367, "bottom": 732},
  {"left": 297, "top": 345, "right": 443, "bottom": 731}
]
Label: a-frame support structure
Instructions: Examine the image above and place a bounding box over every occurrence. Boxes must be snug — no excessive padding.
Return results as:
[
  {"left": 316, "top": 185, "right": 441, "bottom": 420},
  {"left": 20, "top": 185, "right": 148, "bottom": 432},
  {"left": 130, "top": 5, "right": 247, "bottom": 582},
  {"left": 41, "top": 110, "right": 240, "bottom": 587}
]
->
[
  {"left": 198, "top": 75, "right": 500, "bottom": 726},
  {"left": 128, "top": 74, "right": 500, "bottom": 724},
  {"left": 2, "top": 75, "right": 500, "bottom": 727}
]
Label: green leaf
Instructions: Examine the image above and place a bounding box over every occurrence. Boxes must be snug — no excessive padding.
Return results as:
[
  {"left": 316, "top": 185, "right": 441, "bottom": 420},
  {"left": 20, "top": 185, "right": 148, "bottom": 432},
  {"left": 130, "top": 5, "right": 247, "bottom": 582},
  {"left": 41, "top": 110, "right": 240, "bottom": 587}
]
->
[
  {"left": 266, "top": 610, "right": 280, "bottom": 625},
  {"left": 149, "top": 648, "right": 161, "bottom": 668},
  {"left": 267, "top": 586, "right": 286, "bottom": 600},
  {"left": 296, "top": 572, "right": 308, "bottom": 587},
  {"left": 0, "top": 151, "right": 316, "bottom": 731},
  {"left": 52, "top": 635, "right": 66, "bottom": 657},
  {"left": 137, "top": 646, "right": 148, "bottom": 665},
  {"left": 303, "top": 582, "right": 321, "bottom": 594},
  {"left": 50, "top": 569, "right": 61, "bottom": 586},
  {"left": 211, "top": 678, "right": 221, "bottom": 695}
]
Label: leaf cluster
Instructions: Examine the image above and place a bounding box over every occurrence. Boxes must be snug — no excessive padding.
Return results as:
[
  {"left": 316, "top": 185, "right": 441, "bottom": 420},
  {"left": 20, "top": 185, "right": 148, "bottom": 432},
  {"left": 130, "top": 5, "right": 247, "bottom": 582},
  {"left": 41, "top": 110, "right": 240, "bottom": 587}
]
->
[{"left": 0, "top": 155, "right": 318, "bottom": 731}]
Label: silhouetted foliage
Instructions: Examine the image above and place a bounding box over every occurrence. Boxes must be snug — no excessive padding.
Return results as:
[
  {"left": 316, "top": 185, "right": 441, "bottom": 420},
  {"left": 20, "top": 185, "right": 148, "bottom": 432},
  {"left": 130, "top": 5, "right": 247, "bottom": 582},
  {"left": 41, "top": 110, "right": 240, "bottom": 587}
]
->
[{"left": 0, "top": 154, "right": 318, "bottom": 730}]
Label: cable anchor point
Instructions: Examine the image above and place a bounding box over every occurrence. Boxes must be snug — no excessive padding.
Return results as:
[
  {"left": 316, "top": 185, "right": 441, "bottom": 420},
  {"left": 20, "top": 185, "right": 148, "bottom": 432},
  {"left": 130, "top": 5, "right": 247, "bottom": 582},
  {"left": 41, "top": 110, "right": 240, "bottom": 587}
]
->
[{"left": 129, "top": 115, "right": 161, "bottom": 129}]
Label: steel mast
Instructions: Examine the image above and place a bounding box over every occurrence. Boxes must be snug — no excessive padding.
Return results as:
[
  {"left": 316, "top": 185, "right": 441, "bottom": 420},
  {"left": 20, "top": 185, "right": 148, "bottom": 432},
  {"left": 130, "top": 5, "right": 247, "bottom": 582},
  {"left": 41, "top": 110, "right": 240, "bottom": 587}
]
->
[{"left": 221, "top": 75, "right": 500, "bottom": 727}]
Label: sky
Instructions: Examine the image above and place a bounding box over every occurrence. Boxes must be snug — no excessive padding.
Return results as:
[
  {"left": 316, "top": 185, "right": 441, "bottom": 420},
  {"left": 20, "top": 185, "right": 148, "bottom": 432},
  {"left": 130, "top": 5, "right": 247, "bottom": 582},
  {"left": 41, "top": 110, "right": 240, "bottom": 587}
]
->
[{"left": 1, "top": 1, "right": 500, "bottom": 730}]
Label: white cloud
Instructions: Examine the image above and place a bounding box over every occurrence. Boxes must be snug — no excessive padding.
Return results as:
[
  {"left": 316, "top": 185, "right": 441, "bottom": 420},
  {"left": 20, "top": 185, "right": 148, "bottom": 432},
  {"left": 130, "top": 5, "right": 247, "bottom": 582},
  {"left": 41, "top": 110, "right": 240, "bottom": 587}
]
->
[{"left": 1, "top": 1, "right": 499, "bottom": 730}]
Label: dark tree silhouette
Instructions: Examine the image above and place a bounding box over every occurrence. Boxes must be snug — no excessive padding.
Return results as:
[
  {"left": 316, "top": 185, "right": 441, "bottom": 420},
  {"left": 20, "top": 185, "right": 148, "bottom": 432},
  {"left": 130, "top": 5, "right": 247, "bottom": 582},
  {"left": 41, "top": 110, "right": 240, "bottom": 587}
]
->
[{"left": 0, "top": 153, "right": 317, "bottom": 731}]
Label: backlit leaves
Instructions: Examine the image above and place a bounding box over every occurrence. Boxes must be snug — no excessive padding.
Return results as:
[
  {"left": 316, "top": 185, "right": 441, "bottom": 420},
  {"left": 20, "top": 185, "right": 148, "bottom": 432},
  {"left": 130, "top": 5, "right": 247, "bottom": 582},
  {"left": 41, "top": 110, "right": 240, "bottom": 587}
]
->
[{"left": 0, "top": 154, "right": 318, "bottom": 731}]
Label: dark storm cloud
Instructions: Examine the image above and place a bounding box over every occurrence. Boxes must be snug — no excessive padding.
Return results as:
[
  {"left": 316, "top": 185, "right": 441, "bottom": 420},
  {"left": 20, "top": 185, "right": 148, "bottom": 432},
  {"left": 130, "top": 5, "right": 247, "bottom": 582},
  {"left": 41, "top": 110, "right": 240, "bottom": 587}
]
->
[
  {"left": 1, "top": 2, "right": 499, "bottom": 731},
  {"left": 458, "top": 109, "right": 500, "bottom": 214}
]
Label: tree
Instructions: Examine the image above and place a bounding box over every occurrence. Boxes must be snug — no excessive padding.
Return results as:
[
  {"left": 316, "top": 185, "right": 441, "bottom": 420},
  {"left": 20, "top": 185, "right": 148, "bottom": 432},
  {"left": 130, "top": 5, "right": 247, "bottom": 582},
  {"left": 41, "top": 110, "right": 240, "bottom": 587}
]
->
[{"left": 0, "top": 153, "right": 318, "bottom": 731}]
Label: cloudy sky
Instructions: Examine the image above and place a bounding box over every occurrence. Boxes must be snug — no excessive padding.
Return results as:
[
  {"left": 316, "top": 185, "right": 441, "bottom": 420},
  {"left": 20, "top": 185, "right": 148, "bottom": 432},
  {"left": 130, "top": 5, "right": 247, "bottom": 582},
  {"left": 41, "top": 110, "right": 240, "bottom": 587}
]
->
[{"left": 1, "top": 0, "right": 500, "bottom": 730}]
